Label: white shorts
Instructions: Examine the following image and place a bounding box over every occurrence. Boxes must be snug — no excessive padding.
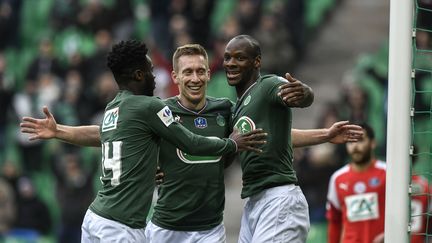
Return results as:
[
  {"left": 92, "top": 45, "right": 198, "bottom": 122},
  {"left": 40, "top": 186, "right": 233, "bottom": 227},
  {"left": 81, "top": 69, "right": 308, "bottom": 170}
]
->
[
  {"left": 238, "top": 184, "right": 310, "bottom": 243},
  {"left": 81, "top": 209, "right": 147, "bottom": 243},
  {"left": 145, "top": 220, "right": 226, "bottom": 243}
]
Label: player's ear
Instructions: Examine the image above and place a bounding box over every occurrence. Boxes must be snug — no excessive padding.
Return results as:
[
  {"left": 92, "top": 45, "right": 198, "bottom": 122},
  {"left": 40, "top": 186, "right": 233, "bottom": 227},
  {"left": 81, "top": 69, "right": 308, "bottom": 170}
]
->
[
  {"left": 371, "top": 139, "right": 377, "bottom": 150},
  {"left": 134, "top": 69, "right": 144, "bottom": 81},
  {"left": 254, "top": 55, "right": 261, "bottom": 69},
  {"left": 171, "top": 70, "right": 179, "bottom": 84}
]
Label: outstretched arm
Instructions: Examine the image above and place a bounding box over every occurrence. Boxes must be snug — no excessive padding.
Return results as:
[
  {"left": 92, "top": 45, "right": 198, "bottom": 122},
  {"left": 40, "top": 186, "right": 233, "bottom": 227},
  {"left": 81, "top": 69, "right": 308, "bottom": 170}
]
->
[
  {"left": 292, "top": 121, "right": 363, "bottom": 148},
  {"left": 20, "top": 106, "right": 101, "bottom": 147},
  {"left": 278, "top": 73, "right": 314, "bottom": 108}
]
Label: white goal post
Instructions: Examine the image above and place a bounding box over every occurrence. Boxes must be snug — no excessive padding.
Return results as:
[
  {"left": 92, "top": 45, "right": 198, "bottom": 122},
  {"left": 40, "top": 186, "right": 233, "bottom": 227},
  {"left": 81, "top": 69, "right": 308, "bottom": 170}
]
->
[{"left": 384, "top": 0, "right": 413, "bottom": 242}]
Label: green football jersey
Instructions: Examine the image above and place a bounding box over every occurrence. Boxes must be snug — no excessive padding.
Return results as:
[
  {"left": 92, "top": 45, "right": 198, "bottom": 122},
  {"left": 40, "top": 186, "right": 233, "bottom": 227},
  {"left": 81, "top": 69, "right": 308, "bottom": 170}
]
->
[
  {"left": 89, "top": 90, "right": 236, "bottom": 228},
  {"left": 152, "top": 96, "right": 234, "bottom": 231},
  {"left": 232, "top": 75, "right": 297, "bottom": 199}
]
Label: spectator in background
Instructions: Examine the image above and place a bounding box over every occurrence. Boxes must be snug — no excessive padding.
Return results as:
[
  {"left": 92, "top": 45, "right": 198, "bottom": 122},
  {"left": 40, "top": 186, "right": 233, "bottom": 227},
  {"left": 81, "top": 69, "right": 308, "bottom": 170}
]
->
[
  {"left": 50, "top": 0, "right": 81, "bottom": 31},
  {"left": 235, "top": 0, "right": 263, "bottom": 34},
  {"left": 54, "top": 70, "right": 84, "bottom": 126},
  {"left": 283, "top": 0, "right": 306, "bottom": 62},
  {"left": 253, "top": 13, "right": 292, "bottom": 75},
  {"left": 340, "top": 83, "right": 368, "bottom": 124},
  {"left": 51, "top": 149, "right": 98, "bottom": 243},
  {"left": 26, "top": 39, "right": 64, "bottom": 83},
  {"left": 13, "top": 176, "right": 52, "bottom": 236},
  {"left": 81, "top": 29, "right": 112, "bottom": 86},
  {"left": 0, "top": 176, "right": 15, "bottom": 236},
  {"left": 76, "top": 0, "right": 115, "bottom": 34},
  {"left": 149, "top": 0, "right": 173, "bottom": 59},
  {"left": 0, "top": 53, "right": 14, "bottom": 161},
  {"left": 1, "top": 162, "right": 21, "bottom": 199},
  {"left": 416, "top": 0, "right": 432, "bottom": 49},
  {"left": 12, "top": 81, "right": 45, "bottom": 172},
  {"left": 0, "top": 0, "right": 22, "bottom": 49},
  {"left": 182, "top": 0, "right": 215, "bottom": 49}
]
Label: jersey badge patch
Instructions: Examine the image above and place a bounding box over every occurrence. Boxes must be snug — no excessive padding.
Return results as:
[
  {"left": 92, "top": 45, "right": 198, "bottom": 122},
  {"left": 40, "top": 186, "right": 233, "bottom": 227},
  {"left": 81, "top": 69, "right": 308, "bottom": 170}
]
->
[
  {"left": 216, "top": 114, "right": 226, "bottom": 127},
  {"left": 102, "top": 107, "right": 119, "bottom": 132},
  {"left": 194, "top": 117, "right": 207, "bottom": 129},
  {"left": 369, "top": 177, "right": 380, "bottom": 187},
  {"left": 353, "top": 181, "right": 367, "bottom": 194},
  {"left": 157, "top": 106, "right": 174, "bottom": 127},
  {"left": 234, "top": 116, "right": 256, "bottom": 134}
]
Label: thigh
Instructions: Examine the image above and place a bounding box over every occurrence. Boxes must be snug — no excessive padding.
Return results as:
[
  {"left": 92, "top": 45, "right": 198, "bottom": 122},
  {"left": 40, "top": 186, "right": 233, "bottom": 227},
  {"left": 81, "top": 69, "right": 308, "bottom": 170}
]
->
[
  {"left": 195, "top": 223, "right": 226, "bottom": 243},
  {"left": 82, "top": 209, "right": 147, "bottom": 243},
  {"left": 145, "top": 221, "right": 188, "bottom": 243},
  {"left": 253, "top": 188, "right": 310, "bottom": 243},
  {"left": 238, "top": 200, "right": 253, "bottom": 243},
  {"left": 146, "top": 221, "right": 226, "bottom": 243}
]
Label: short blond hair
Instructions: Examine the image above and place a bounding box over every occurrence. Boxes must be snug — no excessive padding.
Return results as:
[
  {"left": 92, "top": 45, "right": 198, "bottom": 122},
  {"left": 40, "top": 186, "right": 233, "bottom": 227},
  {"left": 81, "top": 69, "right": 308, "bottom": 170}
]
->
[{"left": 172, "top": 44, "right": 209, "bottom": 72}]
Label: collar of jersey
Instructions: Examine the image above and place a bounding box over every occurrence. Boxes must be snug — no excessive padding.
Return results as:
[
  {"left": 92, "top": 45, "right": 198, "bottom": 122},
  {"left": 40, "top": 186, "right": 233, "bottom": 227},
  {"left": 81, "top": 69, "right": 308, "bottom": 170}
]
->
[
  {"left": 176, "top": 97, "right": 208, "bottom": 115},
  {"left": 236, "top": 79, "right": 259, "bottom": 104}
]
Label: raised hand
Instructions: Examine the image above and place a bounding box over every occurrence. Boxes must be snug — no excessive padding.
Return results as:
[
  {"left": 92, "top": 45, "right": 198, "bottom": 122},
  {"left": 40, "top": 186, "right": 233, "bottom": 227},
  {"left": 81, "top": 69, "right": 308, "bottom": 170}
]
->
[
  {"left": 278, "top": 73, "right": 314, "bottom": 107},
  {"left": 229, "top": 128, "right": 267, "bottom": 153},
  {"left": 328, "top": 121, "right": 364, "bottom": 144},
  {"left": 20, "top": 106, "right": 57, "bottom": 140}
]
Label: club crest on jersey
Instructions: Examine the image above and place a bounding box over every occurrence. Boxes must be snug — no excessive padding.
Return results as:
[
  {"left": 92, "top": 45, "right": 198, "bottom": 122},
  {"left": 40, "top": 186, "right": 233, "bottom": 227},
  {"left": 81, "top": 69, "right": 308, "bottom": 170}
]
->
[
  {"left": 243, "top": 95, "right": 251, "bottom": 106},
  {"left": 233, "top": 116, "right": 256, "bottom": 134},
  {"left": 353, "top": 181, "right": 367, "bottom": 194},
  {"left": 216, "top": 114, "right": 226, "bottom": 127},
  {"left": 102, "top": 107, "right": 119, "bottom": 132},
  {"left": 194, "top": 117, "right": 207, "bottom": 129},
  {"left": 369, "top": 177, "right": 380, "bottom": 187},
  {"left": 157, "top": 106, "right": 174, "bottom": 127}
]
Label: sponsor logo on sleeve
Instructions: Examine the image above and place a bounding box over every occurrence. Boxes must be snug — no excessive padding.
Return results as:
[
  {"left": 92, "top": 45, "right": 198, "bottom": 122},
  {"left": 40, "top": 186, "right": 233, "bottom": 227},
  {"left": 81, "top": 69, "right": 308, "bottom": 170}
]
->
[
  {"left": 102, "top": 107, "right": 119, "bottom": 132},
  {"left": 157, "top": 106, "right": 174, "bottom": 127}
]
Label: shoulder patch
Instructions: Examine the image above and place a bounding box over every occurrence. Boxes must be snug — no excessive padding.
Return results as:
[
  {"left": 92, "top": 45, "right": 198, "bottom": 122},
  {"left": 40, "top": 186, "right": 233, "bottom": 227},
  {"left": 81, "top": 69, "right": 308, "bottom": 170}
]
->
[
  {"left": 277, "top": 76, "right": 288, "bottom": 83},
  {"left": 157, "top": 106, "right": 174, "bottom": 127},
  {"left": 102, "top": 107, "right": 119, "bottom": 132}
]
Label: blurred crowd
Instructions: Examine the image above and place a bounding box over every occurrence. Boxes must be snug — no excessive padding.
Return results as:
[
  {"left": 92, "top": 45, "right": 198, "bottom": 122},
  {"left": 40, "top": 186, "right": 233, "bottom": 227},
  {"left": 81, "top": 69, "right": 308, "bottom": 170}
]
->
[{"left": 0, "top": 0, "right": 431, "bottom": 242}]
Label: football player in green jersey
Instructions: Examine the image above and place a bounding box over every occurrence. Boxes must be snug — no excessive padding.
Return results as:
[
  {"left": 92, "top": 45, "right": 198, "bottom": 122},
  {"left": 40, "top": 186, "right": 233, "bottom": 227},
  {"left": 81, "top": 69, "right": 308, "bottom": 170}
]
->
[
  {"left": 21, "top": 40, "right": 268, "bottom": 243},
  {"left": 223, "top": 34, "right": 313, "bottom": 243},
  {"left": 21, "top": 41, "right": 362, "bottom": 243}
]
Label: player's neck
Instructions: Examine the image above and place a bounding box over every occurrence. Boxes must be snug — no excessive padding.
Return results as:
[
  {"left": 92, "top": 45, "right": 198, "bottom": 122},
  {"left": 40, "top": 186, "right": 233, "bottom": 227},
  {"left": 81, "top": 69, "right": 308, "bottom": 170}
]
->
[
  {"left": 236, "top": 72, "right": 260, "bottom": 99},
  {"left": 177, "top": 95, "right": 206, "bottom": 111},
  {"left": 351, "top": 158, "right": 376, "bottom": 172}
]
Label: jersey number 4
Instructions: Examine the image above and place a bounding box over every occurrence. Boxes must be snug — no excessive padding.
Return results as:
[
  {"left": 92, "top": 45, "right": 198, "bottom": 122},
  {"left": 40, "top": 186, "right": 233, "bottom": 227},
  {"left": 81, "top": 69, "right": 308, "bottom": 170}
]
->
[{"left": 101, "top": 141, "right": 123, "bottom": 186}]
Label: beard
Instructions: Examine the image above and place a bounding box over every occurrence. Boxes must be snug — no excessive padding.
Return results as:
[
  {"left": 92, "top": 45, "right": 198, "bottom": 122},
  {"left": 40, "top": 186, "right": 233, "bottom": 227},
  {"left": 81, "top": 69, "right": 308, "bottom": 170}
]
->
[{"left": 351, "top": 149, "right": 372, "bottom": 166}]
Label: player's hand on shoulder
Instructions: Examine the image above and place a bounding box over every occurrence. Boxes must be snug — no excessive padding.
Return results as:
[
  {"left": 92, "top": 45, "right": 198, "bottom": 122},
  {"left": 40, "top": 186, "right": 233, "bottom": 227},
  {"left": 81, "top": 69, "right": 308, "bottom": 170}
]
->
[
  {"left": 278, "top": 73, "right": 314, "bottom": 108},
  {"left": 229, "top": 128, "right": 267, "bottom": 153}
]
